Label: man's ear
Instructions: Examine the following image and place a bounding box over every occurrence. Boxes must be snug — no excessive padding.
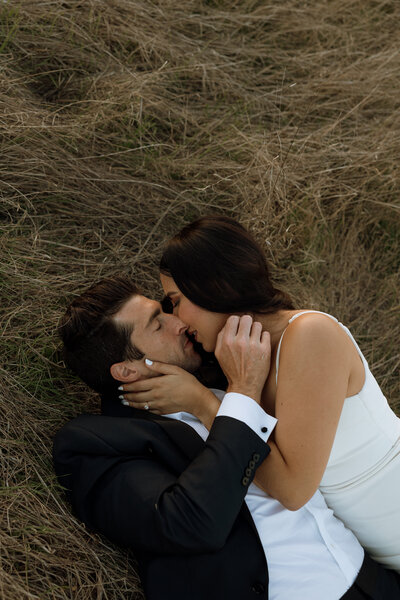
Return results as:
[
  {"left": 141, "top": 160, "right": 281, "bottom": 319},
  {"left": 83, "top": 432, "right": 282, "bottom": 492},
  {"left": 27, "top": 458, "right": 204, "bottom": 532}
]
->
[{"left": 110, "top": 361, "right": 140, "bottom": 384}]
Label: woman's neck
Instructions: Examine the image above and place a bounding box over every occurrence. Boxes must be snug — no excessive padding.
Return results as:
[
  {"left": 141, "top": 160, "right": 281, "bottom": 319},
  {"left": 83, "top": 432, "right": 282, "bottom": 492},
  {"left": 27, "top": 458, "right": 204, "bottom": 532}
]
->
[{"left": 253, "top": 310, "right": 298, "bottom": 352}]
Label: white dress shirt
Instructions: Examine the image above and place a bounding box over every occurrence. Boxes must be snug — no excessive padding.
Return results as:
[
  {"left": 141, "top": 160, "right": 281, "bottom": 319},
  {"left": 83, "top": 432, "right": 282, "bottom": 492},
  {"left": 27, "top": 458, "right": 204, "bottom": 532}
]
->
[{"left": 166, "top": 390, "right": 364, "bottom": 600}]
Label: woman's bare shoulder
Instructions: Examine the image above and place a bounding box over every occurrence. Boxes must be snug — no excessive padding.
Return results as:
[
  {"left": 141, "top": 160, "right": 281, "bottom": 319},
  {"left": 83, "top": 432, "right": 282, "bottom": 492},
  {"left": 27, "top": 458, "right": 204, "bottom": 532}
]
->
[
  {"left": 286, "top": 310, "right": 343, "bottom": 333},
  {"left": 281, "top": 310, "right": 351, "bottom": 361}
]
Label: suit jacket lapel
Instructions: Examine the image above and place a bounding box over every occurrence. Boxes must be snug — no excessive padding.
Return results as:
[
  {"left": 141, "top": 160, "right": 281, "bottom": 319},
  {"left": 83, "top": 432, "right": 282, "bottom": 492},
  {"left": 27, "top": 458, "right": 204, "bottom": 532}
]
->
[
  {"left": 152, "top": 414, "right": 206, "bottom": 461},
  {"left": 101, "top": 395, "right": 205, "bottom": 461}
]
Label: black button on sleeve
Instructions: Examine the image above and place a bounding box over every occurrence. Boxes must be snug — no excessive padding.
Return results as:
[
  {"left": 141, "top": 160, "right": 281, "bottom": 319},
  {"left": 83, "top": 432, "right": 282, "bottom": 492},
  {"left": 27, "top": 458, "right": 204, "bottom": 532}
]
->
[
  {"left": 251, "top": 582, "right": 266, "bottom": 594},
  {"left": 261, "top": 426, "right": 268, "bottom": 433},
  {"left": 241, "top": 476, "right": 250, "bottom": 486},
  {"left": 253, "top": 453, "right": 260, "bottom": 462}
]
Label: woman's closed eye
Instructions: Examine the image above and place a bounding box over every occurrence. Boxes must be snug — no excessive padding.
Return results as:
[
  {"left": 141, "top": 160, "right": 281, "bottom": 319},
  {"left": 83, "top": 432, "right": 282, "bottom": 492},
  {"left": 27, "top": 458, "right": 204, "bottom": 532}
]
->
[{"left": 171, "top": 299, "right": 180, "bottom": 312}]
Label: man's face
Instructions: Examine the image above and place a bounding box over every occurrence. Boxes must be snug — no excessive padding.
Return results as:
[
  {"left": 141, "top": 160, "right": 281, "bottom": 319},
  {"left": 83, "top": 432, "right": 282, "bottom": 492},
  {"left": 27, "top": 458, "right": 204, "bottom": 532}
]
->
[{"left": 113, "top": 294, "right": 202, "bottom": 373}]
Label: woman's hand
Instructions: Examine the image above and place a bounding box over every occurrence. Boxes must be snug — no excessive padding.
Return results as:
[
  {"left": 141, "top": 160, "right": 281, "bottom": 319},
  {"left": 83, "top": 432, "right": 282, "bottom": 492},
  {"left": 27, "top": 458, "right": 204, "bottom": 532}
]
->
[
  {"left": 119, "top": 361, "right": 221, "bottom": 429},
  {"left": 215, "top": 315, "right": 271, "bottom": 404}
]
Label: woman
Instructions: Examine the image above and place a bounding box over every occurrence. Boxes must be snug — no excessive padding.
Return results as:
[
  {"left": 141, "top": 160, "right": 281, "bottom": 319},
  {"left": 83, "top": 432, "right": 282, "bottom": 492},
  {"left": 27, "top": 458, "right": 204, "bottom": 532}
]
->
[{"left": 122, "top": 215, "right": 400, "bottom": 573}]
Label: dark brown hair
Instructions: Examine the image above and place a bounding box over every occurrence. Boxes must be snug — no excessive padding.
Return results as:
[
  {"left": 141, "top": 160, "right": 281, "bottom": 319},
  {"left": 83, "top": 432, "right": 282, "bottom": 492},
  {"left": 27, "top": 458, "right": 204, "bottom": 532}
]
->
[
  {"left": 160, "top": 215, "right": 294, "bottom": 314},
  {"left": 58, "top": 276, "right": 144, "bottom": 395}
]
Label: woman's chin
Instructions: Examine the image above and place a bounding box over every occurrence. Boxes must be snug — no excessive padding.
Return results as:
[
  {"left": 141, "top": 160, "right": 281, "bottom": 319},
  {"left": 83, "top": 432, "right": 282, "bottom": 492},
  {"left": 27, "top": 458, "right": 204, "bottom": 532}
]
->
[{"left": 201, "top": 341, "right": 215, "bottom": 353}]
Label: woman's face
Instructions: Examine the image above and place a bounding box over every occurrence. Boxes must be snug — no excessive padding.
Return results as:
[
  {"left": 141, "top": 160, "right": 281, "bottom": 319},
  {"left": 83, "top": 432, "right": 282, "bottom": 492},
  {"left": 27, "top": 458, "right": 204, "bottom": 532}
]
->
[{"left": 160, "top": 274, "right": 228, "bottom": 352}]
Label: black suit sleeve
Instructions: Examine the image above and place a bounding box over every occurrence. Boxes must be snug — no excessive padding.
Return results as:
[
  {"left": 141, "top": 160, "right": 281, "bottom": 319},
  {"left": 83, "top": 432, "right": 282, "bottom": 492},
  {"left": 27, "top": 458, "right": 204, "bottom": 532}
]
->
[{"left": 53, "top": 414, "right": 269, "bottom": 556}]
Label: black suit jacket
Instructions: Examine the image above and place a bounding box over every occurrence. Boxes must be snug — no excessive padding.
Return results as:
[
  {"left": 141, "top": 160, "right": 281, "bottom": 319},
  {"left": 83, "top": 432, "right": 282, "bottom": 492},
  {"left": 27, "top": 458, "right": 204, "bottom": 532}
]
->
[{"left": 53, "top": 397, "right": 270, "bottom": 599}]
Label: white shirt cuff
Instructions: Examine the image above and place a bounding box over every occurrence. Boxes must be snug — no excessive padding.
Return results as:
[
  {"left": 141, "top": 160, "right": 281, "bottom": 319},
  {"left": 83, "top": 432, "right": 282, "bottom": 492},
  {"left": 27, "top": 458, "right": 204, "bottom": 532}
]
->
[{"left": 216, "top": 392, "right": 277, "bottom": 442}]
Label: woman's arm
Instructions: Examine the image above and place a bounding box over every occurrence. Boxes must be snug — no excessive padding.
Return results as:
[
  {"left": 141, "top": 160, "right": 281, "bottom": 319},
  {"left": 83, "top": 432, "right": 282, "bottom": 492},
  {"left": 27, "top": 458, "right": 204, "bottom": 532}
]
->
[{"left": 253, "top": 314, "right": 353, "bottom": 509}]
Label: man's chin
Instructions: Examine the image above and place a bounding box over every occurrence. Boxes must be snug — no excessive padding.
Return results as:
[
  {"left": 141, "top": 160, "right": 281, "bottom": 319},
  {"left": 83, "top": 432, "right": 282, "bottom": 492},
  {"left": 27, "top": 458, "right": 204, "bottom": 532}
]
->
[{"left": 183, "top": 349, "right": 202, "bottom": 373}]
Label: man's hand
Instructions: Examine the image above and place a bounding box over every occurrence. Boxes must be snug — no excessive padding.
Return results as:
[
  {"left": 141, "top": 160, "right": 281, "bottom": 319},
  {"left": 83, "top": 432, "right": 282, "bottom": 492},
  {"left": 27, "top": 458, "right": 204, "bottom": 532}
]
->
[
  {"left": 119, "top": 362, "right": 220, "bottom": 429},
  {"left": 215, "top": 315, "right": 271, "bottom": 403}
]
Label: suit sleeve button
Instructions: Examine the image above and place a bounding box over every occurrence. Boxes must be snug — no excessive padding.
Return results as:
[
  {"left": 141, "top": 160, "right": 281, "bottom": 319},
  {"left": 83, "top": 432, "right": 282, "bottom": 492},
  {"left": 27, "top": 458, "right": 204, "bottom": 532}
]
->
[
  {"left": 245, "top": 467, "right": 252, "bottom": 477},
  {"left": 251, "top": 582, "right": 266, "bottom": 594},
  {"left": 249, "top": 460, "right": 256, "bottom": 469},
  {"left": 261, "top": 426, "right": 268, "bottom": 433},
  {"left": 253, "top": 453, "right": 260, "bottom": 462},
  {"left": 241, "top": 476, "right": 250, "bottom": 486}
]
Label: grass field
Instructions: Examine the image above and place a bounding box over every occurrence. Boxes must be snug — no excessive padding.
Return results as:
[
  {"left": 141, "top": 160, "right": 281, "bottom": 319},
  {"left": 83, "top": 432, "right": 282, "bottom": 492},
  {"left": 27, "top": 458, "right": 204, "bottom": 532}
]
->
[{"left": 1, "top": 1, "right": 399, "bottom": 598}]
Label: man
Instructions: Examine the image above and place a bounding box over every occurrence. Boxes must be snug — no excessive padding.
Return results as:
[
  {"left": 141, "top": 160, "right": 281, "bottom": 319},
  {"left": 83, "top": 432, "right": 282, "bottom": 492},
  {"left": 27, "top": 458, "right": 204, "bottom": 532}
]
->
[{"left": 54, "top": 276, "right": 399, "bottom": 600}]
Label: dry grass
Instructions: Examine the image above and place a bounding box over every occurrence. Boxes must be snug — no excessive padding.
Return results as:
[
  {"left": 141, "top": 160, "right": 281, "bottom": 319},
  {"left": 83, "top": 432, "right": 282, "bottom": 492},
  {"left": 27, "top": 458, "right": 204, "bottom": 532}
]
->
[{"left": 0, "top": 0, "right": 399, "bottom": 597}]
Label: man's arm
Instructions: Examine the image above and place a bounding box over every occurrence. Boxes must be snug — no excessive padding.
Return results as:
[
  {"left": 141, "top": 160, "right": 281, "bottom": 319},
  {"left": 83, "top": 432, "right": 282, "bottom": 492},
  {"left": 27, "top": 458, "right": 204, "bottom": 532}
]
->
[{"left": 53, "top": 396, "right": 275, "bottom": 556}]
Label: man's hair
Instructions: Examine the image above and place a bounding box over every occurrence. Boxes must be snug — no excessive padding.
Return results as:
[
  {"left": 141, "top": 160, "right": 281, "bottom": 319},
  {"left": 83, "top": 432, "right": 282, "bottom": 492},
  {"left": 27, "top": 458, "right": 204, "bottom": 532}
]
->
[{"left": 58, "top": 276, "right": 144, "bottom": 394}]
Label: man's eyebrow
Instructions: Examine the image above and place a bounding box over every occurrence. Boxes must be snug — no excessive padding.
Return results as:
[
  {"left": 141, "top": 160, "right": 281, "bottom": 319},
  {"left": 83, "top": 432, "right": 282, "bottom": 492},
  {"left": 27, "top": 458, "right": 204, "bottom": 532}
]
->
[{"left": 146, "top": 306, "right": 161, "bottom": 329}]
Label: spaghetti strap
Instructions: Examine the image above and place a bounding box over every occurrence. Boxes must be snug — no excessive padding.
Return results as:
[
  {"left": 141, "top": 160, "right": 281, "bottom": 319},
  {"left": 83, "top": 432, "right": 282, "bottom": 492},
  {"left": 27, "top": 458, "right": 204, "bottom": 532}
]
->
[
  {"left": 275, "top": 330, "right": 286, "bottom": 385},
  {"left": 275, "top": 311, "right": 339, "bottom": 385}
]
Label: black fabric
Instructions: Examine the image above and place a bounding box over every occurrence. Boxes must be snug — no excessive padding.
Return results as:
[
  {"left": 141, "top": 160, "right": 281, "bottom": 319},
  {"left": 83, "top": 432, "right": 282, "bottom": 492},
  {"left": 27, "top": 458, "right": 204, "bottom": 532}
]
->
[
  {"left": 341, "top": 553, "right": 400, "bottom": 599},
  {"left": 53, "top": 401, "right": 395, "bottom": 600},
  {"left": 53, "top": 410, "right": 270, "bottom": 599}
]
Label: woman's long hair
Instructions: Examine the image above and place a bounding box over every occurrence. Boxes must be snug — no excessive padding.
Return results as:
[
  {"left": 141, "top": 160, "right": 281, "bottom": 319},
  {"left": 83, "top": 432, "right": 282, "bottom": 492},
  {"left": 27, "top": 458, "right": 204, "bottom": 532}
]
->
[{"left": 160, "top": 215, "right": 294, "bottom": 314}]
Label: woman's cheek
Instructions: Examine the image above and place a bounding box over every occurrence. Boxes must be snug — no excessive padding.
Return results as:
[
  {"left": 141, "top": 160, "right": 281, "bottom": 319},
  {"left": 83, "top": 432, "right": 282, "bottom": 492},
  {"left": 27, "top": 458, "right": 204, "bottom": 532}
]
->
[{"left": 178, "top": 304, "right": 191, "bottom": 325}]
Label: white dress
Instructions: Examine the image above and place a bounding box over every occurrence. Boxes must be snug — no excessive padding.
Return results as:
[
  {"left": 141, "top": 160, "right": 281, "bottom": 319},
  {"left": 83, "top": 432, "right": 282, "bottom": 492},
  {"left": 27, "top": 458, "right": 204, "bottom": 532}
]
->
[{"left": 275, "top": 311, "right": 400, "bottom": 572}]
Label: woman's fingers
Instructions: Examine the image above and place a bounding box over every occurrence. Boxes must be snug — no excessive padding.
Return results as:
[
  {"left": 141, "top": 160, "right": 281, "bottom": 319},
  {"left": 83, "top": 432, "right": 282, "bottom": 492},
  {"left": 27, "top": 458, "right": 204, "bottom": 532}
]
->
[
  {"left": 221, "top": 314, "right": 262, "bottom": 339},
  {"left": 119, "top": 364, "right": 202, "bottom": 416},
  {"left": 220, "top": 315, "right": 240, "bottom": 338},
  {"left": 144, "top": 359, "right": 182, "bottom": 375},
  {"left": 249, "top": 319, "right": 263, "bottom": 341},
  {"left": 122, "top": 390, "right": 153, "bottom": 403},
  {"left": 119, "top": 361, "right": 185, "bottom": 394},
  {"left": 128, "top": 401, "right": 161, "bottom": 414},
  {"left": 121, "top": 379, "right": 155, "bottom": 393},
  {"left": 218, "top": 314, "right": 263, "bottom": 346},
  {"left": 216, "top": 314, "right": 251, "bottom": 356},
  {"left": 261, "top": 330, "right": 271, "bottom": 347},
  {"left": 122, "top": 391, "right": 162, "bottom": 414},
  {"left": 123, "top": 397, "right": 172, "bottom": 416},
  {"left": 237, "top": 314, "right": 253, "bottom": 338},
  {"left": 214, "top": 313, "right": 271, "bottom": 402}
]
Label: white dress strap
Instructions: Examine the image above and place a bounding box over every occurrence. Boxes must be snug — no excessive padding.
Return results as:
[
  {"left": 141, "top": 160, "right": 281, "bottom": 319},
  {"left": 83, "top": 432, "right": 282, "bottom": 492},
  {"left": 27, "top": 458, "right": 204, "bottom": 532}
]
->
[{"left": 275, "top": 311, "right": 338, "bottom": 385}]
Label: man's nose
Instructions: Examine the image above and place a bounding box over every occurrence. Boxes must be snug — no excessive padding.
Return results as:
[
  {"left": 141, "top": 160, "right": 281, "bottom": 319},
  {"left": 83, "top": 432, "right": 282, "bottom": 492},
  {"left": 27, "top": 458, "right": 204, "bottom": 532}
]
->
[{"left": 167, "top": 315, "right": 187, "bottom": 335}]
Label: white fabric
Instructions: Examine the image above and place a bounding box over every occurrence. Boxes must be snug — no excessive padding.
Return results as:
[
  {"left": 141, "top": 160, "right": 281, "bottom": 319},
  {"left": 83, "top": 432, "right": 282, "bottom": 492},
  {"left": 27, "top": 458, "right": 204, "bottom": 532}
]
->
[
  {"left": 216, "top": 391, "right": 277, "bottom": 442},
  {"left": 166, "top": 392, "right": 363, "bottom": 600},
  {"left": 275, "top": 310, "right": 400, "bottom": 572}
]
